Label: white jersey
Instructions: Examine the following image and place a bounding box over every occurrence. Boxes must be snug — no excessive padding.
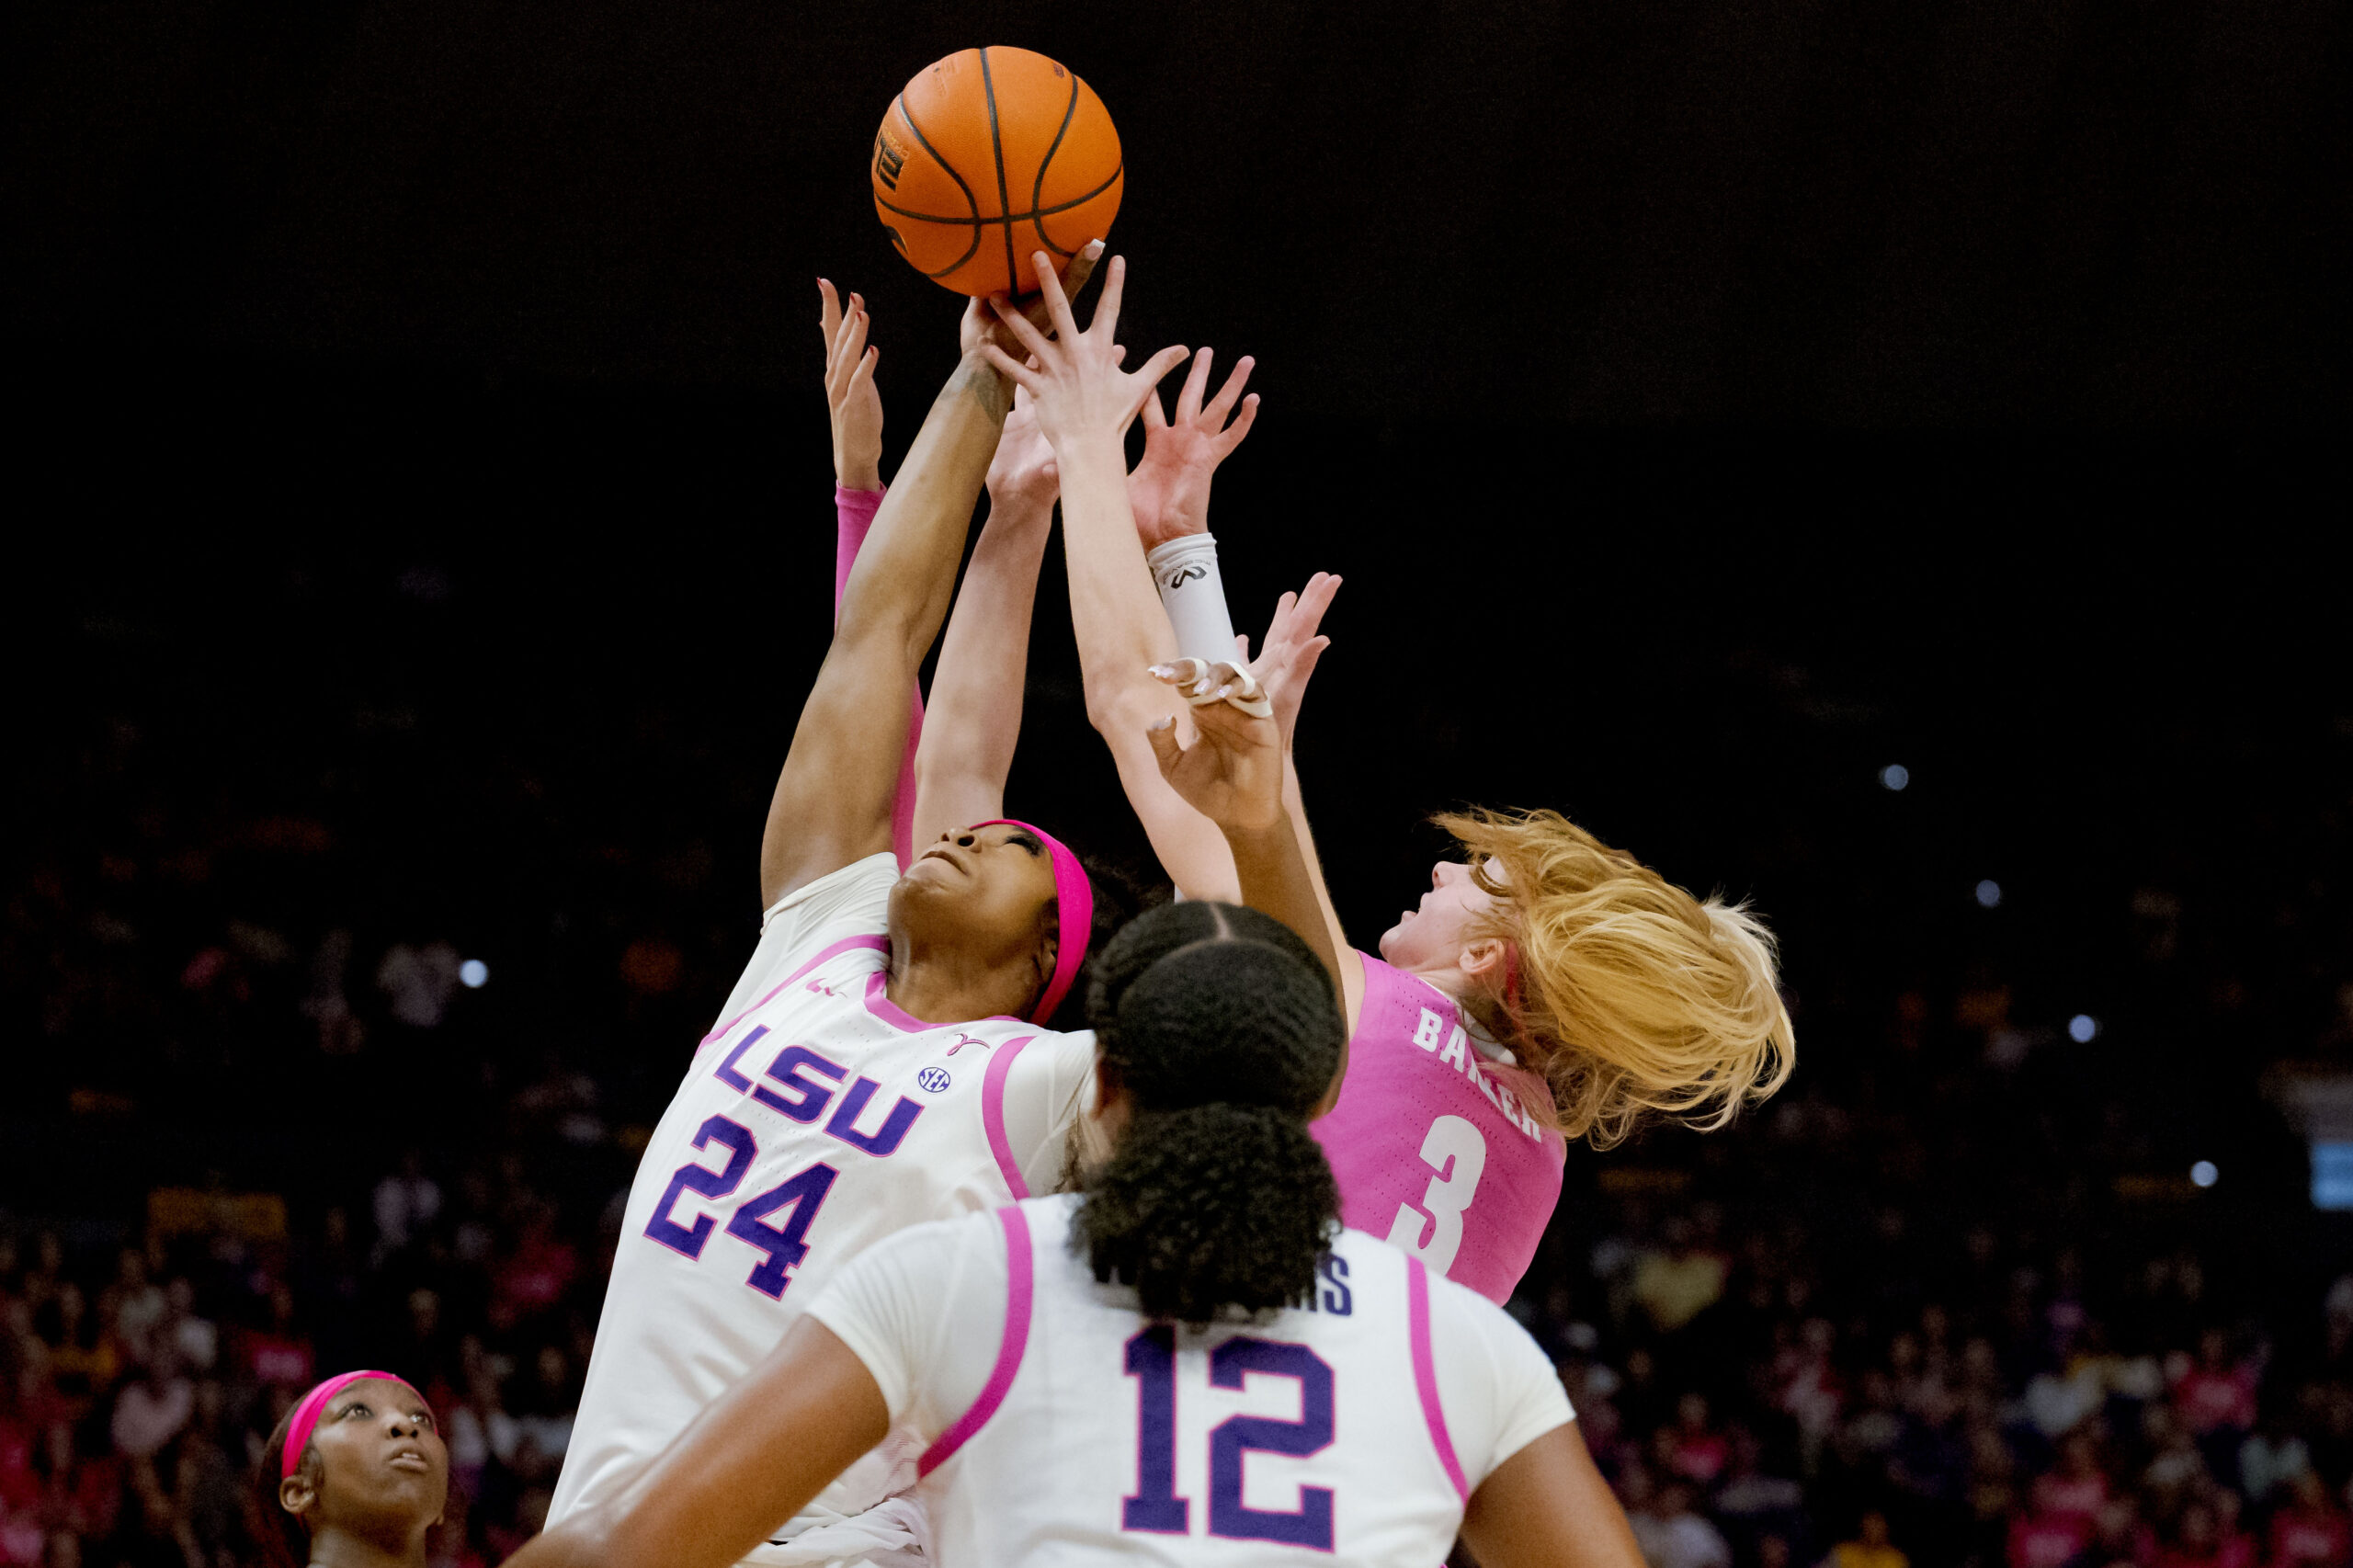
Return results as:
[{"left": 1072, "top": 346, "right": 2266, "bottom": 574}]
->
[
  {"left": 551, "top": 855, "right": 1098, "bottom": 1562},
  {"left": 808, "top": 1194, "right": 1574, "bottom": 1568}
]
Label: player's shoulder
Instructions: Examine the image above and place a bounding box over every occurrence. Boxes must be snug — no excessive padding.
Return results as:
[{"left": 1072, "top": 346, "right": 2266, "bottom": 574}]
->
[
  {"left": 760, "top": 851, "right": 899, "bottom": 933},
  {"left": 1349, "top": 949, "right": 1452, "bottom": 1028}
]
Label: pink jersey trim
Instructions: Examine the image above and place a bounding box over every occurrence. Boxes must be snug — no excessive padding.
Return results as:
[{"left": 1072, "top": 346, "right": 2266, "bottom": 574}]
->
[
  {"left": 860, "top": 970, "right": 1024, "bottom": 1035},
  {"left": 698, "top": 935, "right": 887, "bottom": 1051},
  {"left": 979, "top": 1035, "right": 1039, "bottom": 1198},
  {"left": 917, "top": 1206, "right": 1033, "bottom": 1477},
  {"left": 1407, "top": 1257, "right": 1470, "bottom": 1501}
]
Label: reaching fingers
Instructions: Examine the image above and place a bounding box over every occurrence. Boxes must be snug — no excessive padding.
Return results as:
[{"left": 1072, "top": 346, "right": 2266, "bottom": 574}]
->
[
  {"left": 818, "top": 279, "right": 843, "bottom": 358},
  {"left": 1087, "top": 253, "right": 1126, "bottom": 344},
  {"left": 1144, "top": 715, "right": 1185, "bottom": 781},
  {"left": 1052, "top": 240, "right": 1103, "bottom": 311},
  {"left": 1176, "top": 347, "right": 1215, "bottom": 425},
  {"left": 1204, "top": 356, "right": 1256, "bottom": 426},
  {"left": 978, "top": 343, "right": 1045, "bottom": 392},
  {"left": 987, "top": 293, "right": 1059, "bottom": 363},
  {"left": 1124, "top": 344, "right": 1194, "bottom": 420},
  {"left": 1215, "top": 392, "right": 1260, "bottom": 454},
  {"left": 837, "top": 306, "right": 870, "bottom": 381},
  {"left": 844, "top": 344, "right": 878, "bottom": 407},
  {"left": 1289, "top": 573, "right": 1341, "bottom": 638},
  {"left": 1025, "top": 250, "right": 1084, "bottom": 345},
  {"left": 1140, "top": 386, "right": 1167, "bottom": 431}
]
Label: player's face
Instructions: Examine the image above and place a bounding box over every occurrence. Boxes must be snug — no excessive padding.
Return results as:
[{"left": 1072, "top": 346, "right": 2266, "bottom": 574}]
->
[
  {"left": 1377, "top": 858, "right": 1503, "bottom": 972},
  {"left": 298, "top": 1379, "right": 448, "bottom": 1534},
  {"left": 895, "top": 824, "right": 1060, "bottom": 977}
]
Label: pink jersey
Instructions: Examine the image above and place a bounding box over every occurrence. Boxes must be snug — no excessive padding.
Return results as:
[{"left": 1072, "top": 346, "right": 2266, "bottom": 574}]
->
[{"left": 1310, "top": 953, "right": 1566, "bottom": 1304}]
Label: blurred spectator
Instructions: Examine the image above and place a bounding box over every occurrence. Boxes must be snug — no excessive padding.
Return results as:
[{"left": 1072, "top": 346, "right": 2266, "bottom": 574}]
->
[
  {"left": 1824, "top": 1510, "right": 1906, "bottom": 1568},
  {"left": 373, "top": 1153, "right": 444, "bottom": 1264},
  {"left": 97, "top": 1253, "right": 164, "bottom": 1367},
  {"left": 107, "top": 1358, "right": 190, "bottom": 1460},
  {"left": 1634, "top": 1220, "right": 1730, "bottom": 1337},
  {"left": 2266, "top": 1471, "right": 2350, "bottom": 1566},
  {"left": 377, "top": 940, "right": 463, "bottom": 1028},
  {"left": 1627, "top": 1469, "right": 1734, "bottom": 1568}
]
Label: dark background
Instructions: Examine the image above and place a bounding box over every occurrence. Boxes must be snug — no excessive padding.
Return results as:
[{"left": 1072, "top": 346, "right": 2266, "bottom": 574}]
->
[
  {"left": 4, "top": 0, "right": 2348, "bottom": 418},
  {"left": 4, "top": 2, "right": 2352, "bottom": 1566}
]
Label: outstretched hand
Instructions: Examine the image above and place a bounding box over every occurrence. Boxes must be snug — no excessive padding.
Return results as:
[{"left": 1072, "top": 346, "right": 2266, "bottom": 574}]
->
[
  {"left": 985, "top": 386, "right": 1059, "bottom": 514},
  {"left": 960, "top": 243, "right": 1105, "bottom": 369},
  {"left": 981, "top": 253, "right": 1190, "bottom": 458},
  {"left": 1128, "top": 348, "right": 1260, "bottom": 551},
  {"left": 1143, "top": 664, "right": 1286, "bottom": 834},
  {"left": 818, "top": 280, "right": 882, "bottom": 492},
  {"left": 1240, "top": 572, "right": 1340, "bottom": 751}
]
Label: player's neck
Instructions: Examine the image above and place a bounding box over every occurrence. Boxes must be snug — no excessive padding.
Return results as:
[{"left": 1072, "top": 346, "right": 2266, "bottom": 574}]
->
[
  {"left": 886, "top": 946, "right": 1032, "bottom": 1027},
  {"left": 307, "top": 1522, "right": 428, "bottom": 1568}
]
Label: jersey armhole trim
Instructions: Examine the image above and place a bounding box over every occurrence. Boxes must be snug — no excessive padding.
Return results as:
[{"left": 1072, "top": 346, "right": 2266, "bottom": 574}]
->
[
  {"left": 1408, "top": 1256, "right": 1471, "bottom": 1501},
  {"left": 980, "top": 1035, "right": 1040, "bottom": 1199},
  {"left": 698, "top": 935, "right": 888, "bottom": 1051},
  {"left": 917, "top": 1205, "right": 1034, "bottom": 1477}
]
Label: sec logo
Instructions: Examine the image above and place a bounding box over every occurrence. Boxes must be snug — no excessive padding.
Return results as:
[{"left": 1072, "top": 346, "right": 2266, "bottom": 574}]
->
[{"left": 916, "top": 1066, "right": 951, "bottom": 1094}]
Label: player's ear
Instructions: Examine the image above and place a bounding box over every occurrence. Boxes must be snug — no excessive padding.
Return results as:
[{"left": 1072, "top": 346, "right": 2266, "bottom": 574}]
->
[
  {"left": 1458, "top": 937, "right": 1508, "bottom": 986},
  {"left": 279, "top": 1471, "right": 316, "bottom": 1519}
]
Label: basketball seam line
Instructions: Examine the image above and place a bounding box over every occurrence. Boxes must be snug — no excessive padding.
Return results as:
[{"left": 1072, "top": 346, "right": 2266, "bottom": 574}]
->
[
  {"left": 1029, "top": 75, "right": 1083, "bottom": 259},
  {"left": 979, "top": 48, "right": 1017, "bottom": 292},
  {"left": 892, "top": 93, "right": 983, "bottom": 279},
  {"left": 874, "top": 163, "right": 1124, "bottom": 230}
]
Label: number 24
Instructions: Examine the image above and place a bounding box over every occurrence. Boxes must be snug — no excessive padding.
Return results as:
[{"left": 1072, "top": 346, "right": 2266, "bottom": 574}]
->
[{"left": 643, "top": 1115, "right": 838, "bottom": 1300}]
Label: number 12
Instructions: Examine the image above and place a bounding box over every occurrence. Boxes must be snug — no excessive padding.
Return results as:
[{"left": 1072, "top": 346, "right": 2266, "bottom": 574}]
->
[{"left": 1121, "top": 1329, "right": 1336, "bottom": 1550}]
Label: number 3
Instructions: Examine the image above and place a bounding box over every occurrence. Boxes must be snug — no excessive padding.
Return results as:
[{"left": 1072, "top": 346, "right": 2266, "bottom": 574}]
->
[{"left": 1385, "top": 1115, "right": 1486, "bottom": 1274}]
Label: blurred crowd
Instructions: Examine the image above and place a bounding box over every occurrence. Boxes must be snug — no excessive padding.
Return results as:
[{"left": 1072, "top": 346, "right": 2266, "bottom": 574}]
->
[
  {"left": 1517, "top": 1193, "right": 2353, "bottom": 1568},
  {"left": 0, "top": 1147, "right": 606, "bottom": 1568},
  {"left": 7, "top": 551, "right": 2350, "bottom": 1568}
]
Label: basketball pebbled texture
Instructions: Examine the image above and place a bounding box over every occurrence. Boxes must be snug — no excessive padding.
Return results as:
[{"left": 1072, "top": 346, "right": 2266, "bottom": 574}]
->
[{"left": 871, "top": 46, "right": 1123, "bottom": 298}]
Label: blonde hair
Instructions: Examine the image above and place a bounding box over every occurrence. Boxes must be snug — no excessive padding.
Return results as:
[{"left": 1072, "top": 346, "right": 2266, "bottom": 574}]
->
[{"left": 1432, "top": 806, "right": 1794, "bottom": 1148}]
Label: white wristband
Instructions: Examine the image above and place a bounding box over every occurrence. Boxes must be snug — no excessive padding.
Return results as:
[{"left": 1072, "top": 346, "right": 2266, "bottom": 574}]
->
[{"left": 1146, "top": 534, "right": 1239, "bottom": 666}]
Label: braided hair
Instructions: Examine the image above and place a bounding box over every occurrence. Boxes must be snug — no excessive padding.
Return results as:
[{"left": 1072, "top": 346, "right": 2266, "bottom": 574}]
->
[{"left": 1071, "top": 902, "right": 1346, "bottom": 1325}]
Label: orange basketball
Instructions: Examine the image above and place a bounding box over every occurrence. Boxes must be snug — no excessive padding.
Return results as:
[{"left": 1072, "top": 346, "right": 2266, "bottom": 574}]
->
[{"left": 870, "top": 47, "right": 1124, "bottom": 298}]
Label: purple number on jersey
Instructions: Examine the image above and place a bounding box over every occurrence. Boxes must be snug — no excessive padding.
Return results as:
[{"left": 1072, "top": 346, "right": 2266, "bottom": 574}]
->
[
  {"left": 642, "top": 1117, "right": 757, "bottom": 1259},
  {"left": 725, "top": 1162, "right": 840, "bottom": 1299},
  {"left": 1120, "top": 1328, "right": 1188, "bottom": 1533},
  {"left": 1208, "top": 1339, "right": 1336, "bottom": 1549}
]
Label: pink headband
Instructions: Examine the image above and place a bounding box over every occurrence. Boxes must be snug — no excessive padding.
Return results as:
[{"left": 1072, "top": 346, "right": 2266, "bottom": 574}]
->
[
  {"left": 282, "top": 1370, "right": 429, "bottom": 1477},
  {"left": 972, "top": 820, "right": 1093, "bottom": 1025}
]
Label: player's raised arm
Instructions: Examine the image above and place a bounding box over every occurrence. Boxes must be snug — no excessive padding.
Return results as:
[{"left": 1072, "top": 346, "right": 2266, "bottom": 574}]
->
[
  {"left": 908, "top": 389, "right": 1060, "bottom": 844},
  {"left": 815, "top": 279, "right": 925, "bottom": 868},
  {"left": 1009, "top": 318, "right": 1242, "bottom": 900},
  {"left": 759, "top": 246, "right": 1098, "bottom": 907}
]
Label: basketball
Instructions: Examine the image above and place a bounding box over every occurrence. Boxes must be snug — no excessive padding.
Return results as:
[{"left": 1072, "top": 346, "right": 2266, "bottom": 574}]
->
[{"left": 870, "top": 46, "right": 1124, "bottom": 298}]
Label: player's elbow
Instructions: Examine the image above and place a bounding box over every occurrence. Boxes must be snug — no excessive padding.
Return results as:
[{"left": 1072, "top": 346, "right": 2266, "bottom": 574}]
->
[{"left": 1085, "top": 676, "right": 1165, "bottom": 740}]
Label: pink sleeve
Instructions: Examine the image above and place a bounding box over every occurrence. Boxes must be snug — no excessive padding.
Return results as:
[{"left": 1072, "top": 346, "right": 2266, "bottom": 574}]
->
[{"left": 835, "top": 484, "right": 924, "bottom": 869}]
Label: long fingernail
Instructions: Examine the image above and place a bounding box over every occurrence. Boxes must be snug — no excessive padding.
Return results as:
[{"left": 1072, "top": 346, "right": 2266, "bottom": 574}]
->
[
  {"left": 1085, "top": 240, "right": 1105, "bottom": 257},
  {"left": 1148, "top": 664, "right": 1176, "bottom": 679}
]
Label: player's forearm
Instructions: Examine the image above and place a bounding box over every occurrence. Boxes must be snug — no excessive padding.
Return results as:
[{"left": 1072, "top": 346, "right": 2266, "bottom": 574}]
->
[
  {"left": 835, "top": 354, "right": 1010, "bottom": 668},
  {"left": 761, "top": 356, "right": 1006, "bottom": 903},
  {"left": 1280, "top": 756, "right": 1350, "bottom": 957},
  {"left": 1222, "top": 816, "right": 1343, "bottom": 993},
  {"left": 1056, "top": 440, "right": 1180, "bottom": 730},
  {"left": 912, "top": 494, "right": 1053, "bottom": 841}
]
